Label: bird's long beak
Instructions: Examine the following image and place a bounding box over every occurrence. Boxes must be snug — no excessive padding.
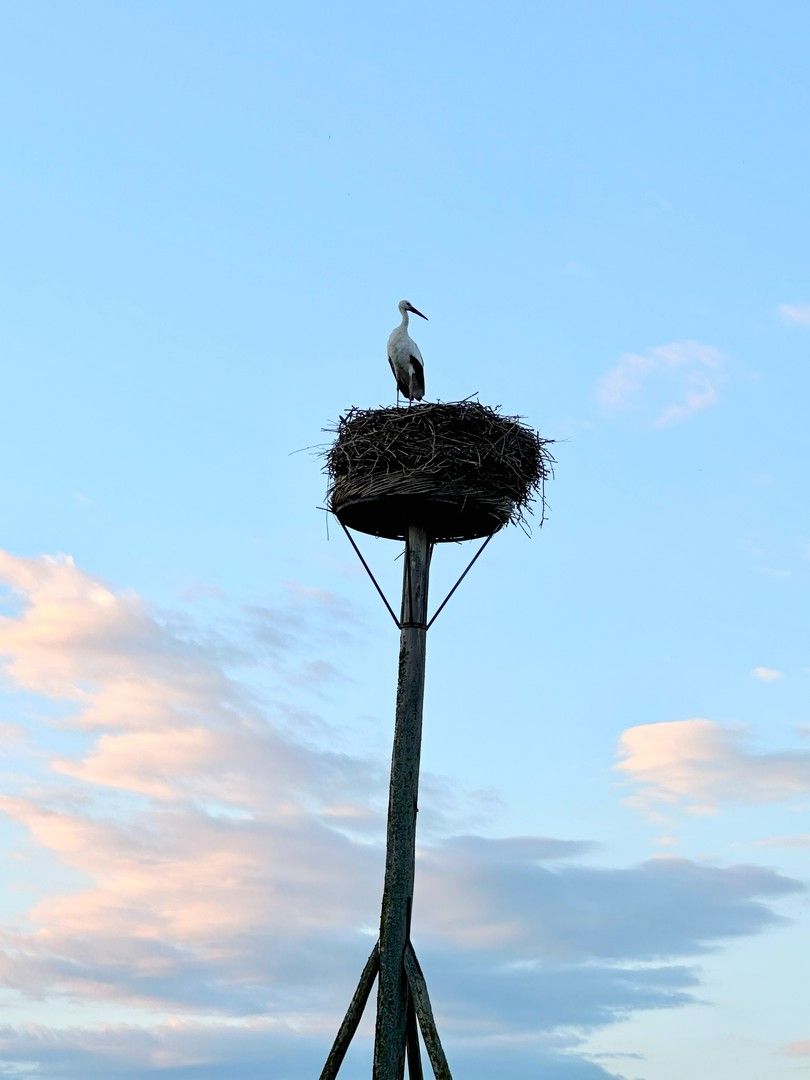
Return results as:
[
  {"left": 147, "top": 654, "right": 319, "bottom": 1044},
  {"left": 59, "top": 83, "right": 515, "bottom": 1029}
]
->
[{"left": 407, "top": 304, "right": 428, "bottom": 320}]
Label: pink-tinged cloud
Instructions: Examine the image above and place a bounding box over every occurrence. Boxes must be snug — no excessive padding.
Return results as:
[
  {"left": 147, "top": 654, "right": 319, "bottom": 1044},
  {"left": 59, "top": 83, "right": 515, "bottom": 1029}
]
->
[
  {"left": 777, "top": 303, "right": 810, "bottom": 326},
  {"left": 0, "top": 721, "right": 28, "bottom": 746},
  {"left": 616, "top": 719, "right": 810, "bottom": 815},
  {"left": 0, "top": 552, "right": 236, "bottom": 728},
  {"left": 0, "top": 552, "right": 379, "bottom": 818},
  {"left": 0, "top": 551, "right": 804, "bottom": 1077},
  {"left": 783, "top": 1040, "right": 810, "bottom": 1056},
  {"left": 596, "top": 341, "right": 725, "bottom": 427},
  {"left": 13, "top": 799, "right": 376, "bottom": 940}
]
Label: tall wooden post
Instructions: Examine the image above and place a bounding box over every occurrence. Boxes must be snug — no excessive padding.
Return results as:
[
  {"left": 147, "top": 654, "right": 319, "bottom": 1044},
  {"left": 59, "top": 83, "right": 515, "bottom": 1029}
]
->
[
  {"left": 321, "top": 400, "right": 549, "bottom": 1079},
  {"left": 373, "top": 523, "right": 430, "bottom": 1078}
]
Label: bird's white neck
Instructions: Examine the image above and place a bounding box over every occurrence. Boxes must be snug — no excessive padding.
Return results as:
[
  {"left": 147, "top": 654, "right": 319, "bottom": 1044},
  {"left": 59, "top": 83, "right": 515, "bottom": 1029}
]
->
[{"left": 399, "top": 309, "right": 409, "bottom": 329}]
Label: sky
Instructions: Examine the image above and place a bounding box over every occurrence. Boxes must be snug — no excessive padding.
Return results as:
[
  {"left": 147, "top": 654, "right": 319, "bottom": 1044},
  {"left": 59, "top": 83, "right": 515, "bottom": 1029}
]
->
[{"left": 1, "top": 1, "right": 810, "bottom": 1077}]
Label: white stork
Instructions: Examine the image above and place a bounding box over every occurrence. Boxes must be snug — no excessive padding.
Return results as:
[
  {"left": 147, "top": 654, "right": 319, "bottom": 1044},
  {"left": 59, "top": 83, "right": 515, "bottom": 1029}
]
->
[{"left": 387, "top": 299, "right": 428, "bottom": 404}]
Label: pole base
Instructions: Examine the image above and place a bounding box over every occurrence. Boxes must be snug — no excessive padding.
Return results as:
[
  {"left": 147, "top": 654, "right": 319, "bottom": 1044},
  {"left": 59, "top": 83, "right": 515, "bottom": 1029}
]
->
[{"left": 319, "top": 941, "right": 452, "bottom": 1080}]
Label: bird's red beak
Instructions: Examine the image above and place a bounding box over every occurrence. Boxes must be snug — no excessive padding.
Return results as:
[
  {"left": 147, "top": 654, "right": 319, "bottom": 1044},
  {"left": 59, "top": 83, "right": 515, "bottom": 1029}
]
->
[{"left": 408, "top": 304, "right": 428, "bottom": 320}]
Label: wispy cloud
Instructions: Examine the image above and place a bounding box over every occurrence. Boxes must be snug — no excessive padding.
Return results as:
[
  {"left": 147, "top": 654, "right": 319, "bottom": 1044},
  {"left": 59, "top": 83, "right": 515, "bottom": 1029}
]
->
[
  {"left": 777, "top": 303, "right": 810, "bottom": 326},
  {"left": 751, "top": 666, "right": 783, "bottom": 682},
  {"left": 0, "top": 553, "right": 803, "bottom": 1077},
  {"left": 751, "top": 834, "right": 810, "bottom": 849},
  {"left": 617, "top": 719, "right": 810, "bottom": 815},
  {"left": 757, "top": 566, "right": 792, "bottom": 580},
  {"left": 597, "top": 341, "right": 725, "bottom": 427}
]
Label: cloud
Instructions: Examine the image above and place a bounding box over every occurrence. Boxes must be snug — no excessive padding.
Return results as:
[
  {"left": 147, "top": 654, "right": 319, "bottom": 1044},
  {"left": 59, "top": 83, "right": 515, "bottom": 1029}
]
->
[
  {"left": 617, "top": 719, "right": 810, "bottom": 814},
  {"left": 0, "top": 1021, "right": 332, "bottom": 1079},
  {"left": 0, "top": 550, "right": 387, "bottom": 1017},
  {"left": 0, "top": 552, "right": 803, "bottom": 1077},
  {"left": 596, "top": 341, "right": 725, "bottom": 427},
  {"left": 0, "top": 552, "right": 379, "bottom": 818},
  {"left": 0, "top": 1022, "right": 629, "bottom": 1080},
  {"left": 783, "top": 1039, "right": 810, "bottom": 1056},
  {"left": 751, "top": 666, "right": 783, "bottom": 682},
  {"left": 751, "top": 834, "right": 810, "bottom": 849},
  {"left": 777, "top": 303, "right": 810, "bottom": 326},
  {"left": 417, "top": 836, "right": 798, "bottom": 965},
  {"left": 0, "top": 722, "right": 28, "bottom": 747}
]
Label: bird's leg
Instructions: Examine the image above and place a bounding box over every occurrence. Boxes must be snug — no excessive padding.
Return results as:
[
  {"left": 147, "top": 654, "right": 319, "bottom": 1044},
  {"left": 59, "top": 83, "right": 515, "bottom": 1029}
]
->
[{"left": 396, "top": 389, "right": 400, "bottom": 408}]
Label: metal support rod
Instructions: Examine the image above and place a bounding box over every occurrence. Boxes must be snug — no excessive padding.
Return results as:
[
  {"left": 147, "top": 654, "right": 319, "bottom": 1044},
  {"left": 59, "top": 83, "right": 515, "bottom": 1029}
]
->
[
  {"left": 373, "top": 523, "right": 431, "bottom": 1078},
  {"left": 426, "top": 532, "right": 493, "bottom": 630},
  {"left": 338, "top": 519, "right": 401, "bottom": 629}
]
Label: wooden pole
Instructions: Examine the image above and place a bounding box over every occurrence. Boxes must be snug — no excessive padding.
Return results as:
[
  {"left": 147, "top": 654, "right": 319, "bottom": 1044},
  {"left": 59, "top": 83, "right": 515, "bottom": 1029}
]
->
[{"left": 373, "top": 523, "right": 431, "bottom": 1078}]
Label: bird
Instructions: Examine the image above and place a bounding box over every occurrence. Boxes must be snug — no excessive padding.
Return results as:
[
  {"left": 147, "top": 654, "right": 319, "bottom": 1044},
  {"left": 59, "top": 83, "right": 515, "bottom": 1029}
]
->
[{"left": 387, "top": 299, "right": 428, "bottom": 404}]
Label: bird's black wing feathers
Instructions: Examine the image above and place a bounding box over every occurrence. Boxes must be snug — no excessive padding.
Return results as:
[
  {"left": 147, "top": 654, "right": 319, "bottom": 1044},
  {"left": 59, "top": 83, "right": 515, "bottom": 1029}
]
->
[
  {"left": 410, "top": 355, "right": 425, "bottom": 400},
  {"left": 388, "top": 356, "right": 411, "bottom": 399}
]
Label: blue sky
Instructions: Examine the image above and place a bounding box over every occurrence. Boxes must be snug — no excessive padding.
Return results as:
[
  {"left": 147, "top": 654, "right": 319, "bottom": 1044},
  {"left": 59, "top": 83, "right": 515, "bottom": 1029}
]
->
[{"left": 1, "top": 2, "right": 810, "bottom": 1077}]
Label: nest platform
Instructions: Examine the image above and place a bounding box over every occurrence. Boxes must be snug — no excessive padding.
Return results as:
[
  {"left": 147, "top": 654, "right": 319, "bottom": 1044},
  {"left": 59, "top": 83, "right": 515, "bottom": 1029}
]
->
[{"left": 325, "top": 401, "right": 554, "bottom": 543}]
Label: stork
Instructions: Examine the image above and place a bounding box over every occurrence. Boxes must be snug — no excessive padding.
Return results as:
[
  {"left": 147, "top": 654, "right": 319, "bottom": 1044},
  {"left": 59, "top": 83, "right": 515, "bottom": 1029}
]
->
[{"left": 387, "top": 299, "right": 428, "bottom": 405}]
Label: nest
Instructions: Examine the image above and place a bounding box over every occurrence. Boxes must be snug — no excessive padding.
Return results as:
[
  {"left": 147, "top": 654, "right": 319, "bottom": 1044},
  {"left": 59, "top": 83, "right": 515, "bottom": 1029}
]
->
[{"left": 324, "top": 401, "right": 554, "bottom": 543}]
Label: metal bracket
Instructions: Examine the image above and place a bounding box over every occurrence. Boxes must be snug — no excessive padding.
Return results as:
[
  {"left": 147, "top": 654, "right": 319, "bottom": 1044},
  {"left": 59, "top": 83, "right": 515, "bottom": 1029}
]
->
[
  {"left": 426, "top": 532, "right": 493, "bottom": 630},
  {"left": 337, "top": 518, "right": 494, "bottom": 632}
]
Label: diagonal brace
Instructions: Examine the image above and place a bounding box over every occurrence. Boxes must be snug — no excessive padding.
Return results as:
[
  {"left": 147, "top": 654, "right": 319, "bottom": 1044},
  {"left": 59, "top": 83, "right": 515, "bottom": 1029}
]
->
[
  {"left": 426, "top": 532, "right": 493, "bottom": 630},
  {"left": 319, "top": 944, "right": 380, "bottom": 1080},
  {"left": 338, "top": 519, "right": 495, "bottom": 633},
  {"left": 338, "top": 519, "right": 401, "bottom": 628},
  {"left": 405, "top": 944, "right": 453, "bottom": 1079},
  {"left": 406, "top": 993, "right": 425, "bottom": 1080}
]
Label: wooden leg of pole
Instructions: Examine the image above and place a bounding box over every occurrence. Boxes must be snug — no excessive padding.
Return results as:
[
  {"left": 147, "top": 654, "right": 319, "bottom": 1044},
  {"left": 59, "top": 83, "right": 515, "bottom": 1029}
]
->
[
  {"left": 373, "top": 524, "right": 431, "bottom": 1080},
  {"left": 319, "top": 944, "right": 380, "bottom": 1080},
  {"left": 404, "top": 944, "right": 453, "bottom": 1080},
  {"left": 406, "top": 993, "right": 424, "bottom": 1080}
]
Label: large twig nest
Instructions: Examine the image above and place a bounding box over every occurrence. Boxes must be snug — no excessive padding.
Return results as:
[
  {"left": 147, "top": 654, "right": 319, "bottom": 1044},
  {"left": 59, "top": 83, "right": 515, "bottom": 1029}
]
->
[{"left": 324, "top": 401, "right": 554, "bottom": 543}]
